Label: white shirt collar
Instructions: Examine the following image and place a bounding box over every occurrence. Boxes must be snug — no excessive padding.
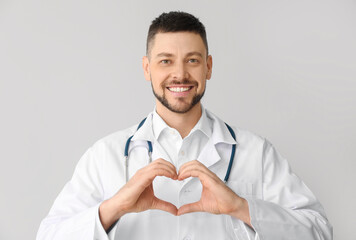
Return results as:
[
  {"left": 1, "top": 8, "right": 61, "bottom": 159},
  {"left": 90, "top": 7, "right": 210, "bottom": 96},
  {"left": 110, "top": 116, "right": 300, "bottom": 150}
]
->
[
  {"left": 131, "top": 107, "right": 237, "bottom": 146},
  {"left": 152, "top": 105, "right": 212, "bottom": 140}
]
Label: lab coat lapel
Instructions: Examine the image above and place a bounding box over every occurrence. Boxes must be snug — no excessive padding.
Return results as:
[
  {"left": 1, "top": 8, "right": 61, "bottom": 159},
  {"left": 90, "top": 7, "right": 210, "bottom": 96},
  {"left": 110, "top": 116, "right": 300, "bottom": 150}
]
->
[
  {"left": 198, "top": 109, "right": 237, "bottom": 170},
  {"left": 180, "top": 134, "right": 222, "bottom": 190},
  {"left": 179, "top": 138, "right": 221, "bottom": 194},
  {"left": 197, "top": 138, "right": 221, "bottom": 169},
  {"left": 181, "top": 110, "right": 238, "bottom": 189}
]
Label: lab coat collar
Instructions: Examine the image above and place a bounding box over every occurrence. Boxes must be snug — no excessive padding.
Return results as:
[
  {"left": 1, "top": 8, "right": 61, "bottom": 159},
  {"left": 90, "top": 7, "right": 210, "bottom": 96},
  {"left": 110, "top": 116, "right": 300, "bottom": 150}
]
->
[
  {"left": 196, "top": 109, "right": 238, "bottom": 170},
  {"left": 205, "top": 109, "right": 237, "bottom": 146},
  {"left": 130, "top": 112, "right": 155, "bottom": 143}
]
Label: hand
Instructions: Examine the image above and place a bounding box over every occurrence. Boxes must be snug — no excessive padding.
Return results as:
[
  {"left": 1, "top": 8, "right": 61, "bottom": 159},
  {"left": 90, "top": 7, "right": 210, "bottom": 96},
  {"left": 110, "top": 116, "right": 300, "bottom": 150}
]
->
[
  {"left": 177, "top": 160, "right": 251, "bottom": 226},
  {"left": 99, "top": 158, "right": 178, "bottom": 230}
]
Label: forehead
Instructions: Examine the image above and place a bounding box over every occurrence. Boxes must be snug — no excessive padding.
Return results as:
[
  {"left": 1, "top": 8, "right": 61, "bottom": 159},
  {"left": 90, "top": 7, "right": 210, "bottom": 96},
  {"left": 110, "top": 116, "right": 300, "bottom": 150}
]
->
[{"left": 150, "top": 32, "right": 206, "bottom": 57}]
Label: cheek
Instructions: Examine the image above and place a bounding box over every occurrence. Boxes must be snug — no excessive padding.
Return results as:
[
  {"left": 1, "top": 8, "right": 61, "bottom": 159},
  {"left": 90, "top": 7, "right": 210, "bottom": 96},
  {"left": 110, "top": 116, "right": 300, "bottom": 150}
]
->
[
  {"left": 151, "top": 67, "right": 169, "bottom": 80},
  {"left": 151, "top": 73, "right": 169, "bottom": 90},
  {"left": 191, "top": 68, "right": 207, "bottom": 84},
  {"left": 191, "top": 65, "right": 207, "bottom": 77}
]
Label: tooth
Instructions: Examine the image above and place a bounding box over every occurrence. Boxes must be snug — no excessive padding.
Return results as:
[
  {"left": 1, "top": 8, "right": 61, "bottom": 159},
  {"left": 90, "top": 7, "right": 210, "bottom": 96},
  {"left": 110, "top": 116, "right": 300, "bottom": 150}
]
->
[{"left": 168, "top": 87, "right": 190, "bottom": 92}]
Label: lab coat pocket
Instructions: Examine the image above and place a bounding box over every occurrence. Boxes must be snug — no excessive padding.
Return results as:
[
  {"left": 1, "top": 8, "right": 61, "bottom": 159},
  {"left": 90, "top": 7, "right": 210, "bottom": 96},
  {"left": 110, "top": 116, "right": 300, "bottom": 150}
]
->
[{"left": 227, "top": 181, "right": 256, "bottom": 199}]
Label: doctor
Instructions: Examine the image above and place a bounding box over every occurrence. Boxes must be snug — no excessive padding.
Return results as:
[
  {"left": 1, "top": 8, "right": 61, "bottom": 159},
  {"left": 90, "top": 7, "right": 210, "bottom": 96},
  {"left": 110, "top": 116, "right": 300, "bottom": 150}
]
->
[{"left": 37, "top": 11, "right": 332, "bottom": 240}]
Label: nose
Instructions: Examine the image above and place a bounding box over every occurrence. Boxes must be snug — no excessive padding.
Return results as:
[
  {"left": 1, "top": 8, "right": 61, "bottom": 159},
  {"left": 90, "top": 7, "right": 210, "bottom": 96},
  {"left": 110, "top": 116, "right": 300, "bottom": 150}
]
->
[{"left": 171, "top": 61, "right": 189, "bottom": 80}]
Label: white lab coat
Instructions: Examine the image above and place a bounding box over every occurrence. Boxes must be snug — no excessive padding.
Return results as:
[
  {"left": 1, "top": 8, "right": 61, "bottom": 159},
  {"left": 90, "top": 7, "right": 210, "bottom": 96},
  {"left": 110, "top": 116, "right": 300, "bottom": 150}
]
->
[{"left": 37, "top": 109, "right": 332, "bottom": 240}]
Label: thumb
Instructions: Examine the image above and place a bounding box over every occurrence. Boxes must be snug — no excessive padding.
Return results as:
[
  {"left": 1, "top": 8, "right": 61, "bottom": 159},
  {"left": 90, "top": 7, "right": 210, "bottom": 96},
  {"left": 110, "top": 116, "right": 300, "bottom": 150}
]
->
[
  {"left": 177, "top": 201, "right": 202, "bottom": 216},
  {"left": 151, "top": 197, "right": 178, "bottom": 216}
]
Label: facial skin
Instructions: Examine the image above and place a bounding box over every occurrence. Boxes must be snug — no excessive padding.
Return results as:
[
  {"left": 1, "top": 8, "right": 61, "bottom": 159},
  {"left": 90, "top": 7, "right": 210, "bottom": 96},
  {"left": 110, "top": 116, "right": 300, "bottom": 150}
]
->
[{"left": 143, "top": 32, "right": 212, "bottom": 114}]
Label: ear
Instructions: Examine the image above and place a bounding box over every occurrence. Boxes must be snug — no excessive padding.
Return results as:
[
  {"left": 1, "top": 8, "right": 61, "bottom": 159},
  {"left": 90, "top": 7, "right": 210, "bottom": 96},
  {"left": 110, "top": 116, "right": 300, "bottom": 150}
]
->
[
  {"left": 206, "top": 55, "right": 213, "bottom": 80},
  {"left": 142, "top": 56, "right": 151, "bottom": 81}
]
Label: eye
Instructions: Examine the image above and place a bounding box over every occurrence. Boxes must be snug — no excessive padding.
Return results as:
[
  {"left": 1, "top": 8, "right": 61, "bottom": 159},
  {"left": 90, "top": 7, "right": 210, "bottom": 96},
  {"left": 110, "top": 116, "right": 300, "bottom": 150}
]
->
[
  {"left": 188, "top": 59, "right": 199, "bottom": 63},
  {"left": 160, "top": 59, "right": 171, "bottom": 64}
]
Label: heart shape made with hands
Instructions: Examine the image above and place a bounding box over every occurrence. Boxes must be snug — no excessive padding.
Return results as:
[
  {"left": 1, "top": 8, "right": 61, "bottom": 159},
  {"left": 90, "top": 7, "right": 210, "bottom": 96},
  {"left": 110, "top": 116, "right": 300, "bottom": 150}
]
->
[
  {"left": 115, "top": 158, "right": 248, "bottom": 226},
  {"left": 147, "top": 160, "right": 241, "bottom": 217},
  {"left": 153, "top": 174, "right": 198, "bottom": 209}
]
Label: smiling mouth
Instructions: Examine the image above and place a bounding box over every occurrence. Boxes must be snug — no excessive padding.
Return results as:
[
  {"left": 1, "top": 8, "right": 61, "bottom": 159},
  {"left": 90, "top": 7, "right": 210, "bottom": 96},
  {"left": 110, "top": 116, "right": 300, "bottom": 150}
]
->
[{"left": 167, "top": 86, "right": 194, "bottom": 92}]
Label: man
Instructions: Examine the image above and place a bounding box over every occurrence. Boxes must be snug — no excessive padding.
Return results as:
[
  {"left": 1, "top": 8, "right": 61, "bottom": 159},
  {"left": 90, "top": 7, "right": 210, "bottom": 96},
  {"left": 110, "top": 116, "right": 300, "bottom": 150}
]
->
[{"left": 37, "top": 11, "right": 332, "bottom": 240}]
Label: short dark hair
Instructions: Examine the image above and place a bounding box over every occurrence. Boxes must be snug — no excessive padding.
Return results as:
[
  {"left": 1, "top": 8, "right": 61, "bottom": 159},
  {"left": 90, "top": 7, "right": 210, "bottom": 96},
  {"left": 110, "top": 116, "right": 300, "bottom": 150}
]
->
[{"left": 146, "top": 11, "right": 208, "bottom": 57}]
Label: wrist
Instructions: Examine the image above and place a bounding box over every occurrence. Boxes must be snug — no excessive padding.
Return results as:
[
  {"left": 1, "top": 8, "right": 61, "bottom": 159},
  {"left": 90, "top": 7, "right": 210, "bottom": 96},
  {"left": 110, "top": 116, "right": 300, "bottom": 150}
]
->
[
  {"left": 229, "top": 197, "right": 252, "bottom": 227},
  {"left": 99, "top": 198, "right": 127, "bottom": 231}
]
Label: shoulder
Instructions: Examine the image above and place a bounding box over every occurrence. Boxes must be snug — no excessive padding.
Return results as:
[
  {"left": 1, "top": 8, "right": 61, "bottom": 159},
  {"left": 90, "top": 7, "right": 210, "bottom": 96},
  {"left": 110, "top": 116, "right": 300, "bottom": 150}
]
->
[
  {"left": 206, "top": 109, "right": 268, "bottom": 149},
  {"left": 88, "top": 124, "right": 139, "bottom": 153},
  {"left": 235, "top": 127, "right": 266, "bottom": 147}
]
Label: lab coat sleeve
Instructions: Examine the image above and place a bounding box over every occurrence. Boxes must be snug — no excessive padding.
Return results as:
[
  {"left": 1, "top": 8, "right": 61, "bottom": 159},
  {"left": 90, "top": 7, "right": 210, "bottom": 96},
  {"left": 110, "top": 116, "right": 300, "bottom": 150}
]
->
[
  {"left": 36, "top": 143, "right": 117, "bottom": 240},
  {"left": 233, "top": 139, "right": 333, "bottom": 240}
]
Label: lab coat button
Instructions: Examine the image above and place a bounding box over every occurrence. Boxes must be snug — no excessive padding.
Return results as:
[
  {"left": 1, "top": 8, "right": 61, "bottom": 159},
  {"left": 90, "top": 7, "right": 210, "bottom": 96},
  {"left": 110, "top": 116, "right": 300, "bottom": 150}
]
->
[{"left": 183, "top": 236, "right": 192, "bottom": 240}]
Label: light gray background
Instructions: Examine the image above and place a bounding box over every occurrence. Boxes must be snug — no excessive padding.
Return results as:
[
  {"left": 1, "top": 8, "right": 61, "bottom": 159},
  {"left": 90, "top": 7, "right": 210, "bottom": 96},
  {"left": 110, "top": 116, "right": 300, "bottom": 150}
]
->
[{"left": 0, "top": 0, "right": 355, "bottom": 239}]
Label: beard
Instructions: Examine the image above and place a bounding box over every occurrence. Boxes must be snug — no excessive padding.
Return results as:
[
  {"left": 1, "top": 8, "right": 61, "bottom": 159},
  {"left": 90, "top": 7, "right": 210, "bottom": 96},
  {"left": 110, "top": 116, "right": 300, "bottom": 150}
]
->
[{"left": 151, "top": 78, "right": 206, "bottom": 114}]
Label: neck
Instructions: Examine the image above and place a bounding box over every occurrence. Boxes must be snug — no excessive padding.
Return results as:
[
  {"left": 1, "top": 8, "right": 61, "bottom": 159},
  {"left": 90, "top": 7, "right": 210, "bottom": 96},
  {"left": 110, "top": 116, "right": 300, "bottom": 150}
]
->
[{"left": 156, "top": 102, "right": 202, "bottom": 139}]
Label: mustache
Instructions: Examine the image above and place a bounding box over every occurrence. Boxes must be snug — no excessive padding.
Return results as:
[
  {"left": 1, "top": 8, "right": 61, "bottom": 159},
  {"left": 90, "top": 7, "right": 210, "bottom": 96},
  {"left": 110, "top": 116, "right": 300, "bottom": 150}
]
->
[{"left": 161, "top": 79, "right": 198, "bottom": 87}]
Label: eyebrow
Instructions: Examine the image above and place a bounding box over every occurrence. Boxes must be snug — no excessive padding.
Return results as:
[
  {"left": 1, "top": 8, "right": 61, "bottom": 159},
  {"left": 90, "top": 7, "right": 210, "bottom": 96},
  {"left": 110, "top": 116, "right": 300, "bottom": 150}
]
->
[
  {"left": 155, "top": 51, "right": 204, "bottom": 58},
  {"left": 155, "top": 52, "right": 174, "bottom": 58},
  {"left": 186, "top": 51, "right": 203, "bottom": 58}
]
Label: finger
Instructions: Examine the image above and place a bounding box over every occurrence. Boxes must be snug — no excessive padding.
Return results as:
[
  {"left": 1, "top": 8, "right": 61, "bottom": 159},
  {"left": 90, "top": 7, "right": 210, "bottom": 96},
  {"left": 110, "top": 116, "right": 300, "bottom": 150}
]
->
[
  {"left": 143, "top": 167, "right": 178, "bottom": 182},
  {"left": 152, "top": 158, "right": 177, "bottom": 172},
  {"left": 177, "top": 201, "right": 202, "bottom": 216},
  {"left": 178, "top": 165, "right": 216, "bottom": 182},
  {"left": 129, "top": 168, "right": 177, "bottom": 192},
  {"left": 151, "top": 197, "right": 178, "bottom": 216},
  {"left": 178, "top": 160, "right": 213, "bottom": 179},
  {"left": 178, "top": 160, "right": 202, "bottom": 173},
  {"left": 148, "top": 159, "right": 178, "bottom": 177},
  {"left": 178, "top": 167, "right": 205, "bottom": 181},
  {"left": 179, "top": 170, "right": 213, "bottom": 187},
  {"left": 140, "top": 160, "right": 178, "bottom": 179},
  {"left": 179, "top": 162, "right": 212, "bottom": 176}
]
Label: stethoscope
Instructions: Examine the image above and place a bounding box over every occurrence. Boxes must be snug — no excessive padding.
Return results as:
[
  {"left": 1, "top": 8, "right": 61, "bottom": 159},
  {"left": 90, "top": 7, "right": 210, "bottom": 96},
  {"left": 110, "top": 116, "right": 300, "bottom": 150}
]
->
[{"left": 124, "top": 117, "right": 237, "bottom": 184}]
